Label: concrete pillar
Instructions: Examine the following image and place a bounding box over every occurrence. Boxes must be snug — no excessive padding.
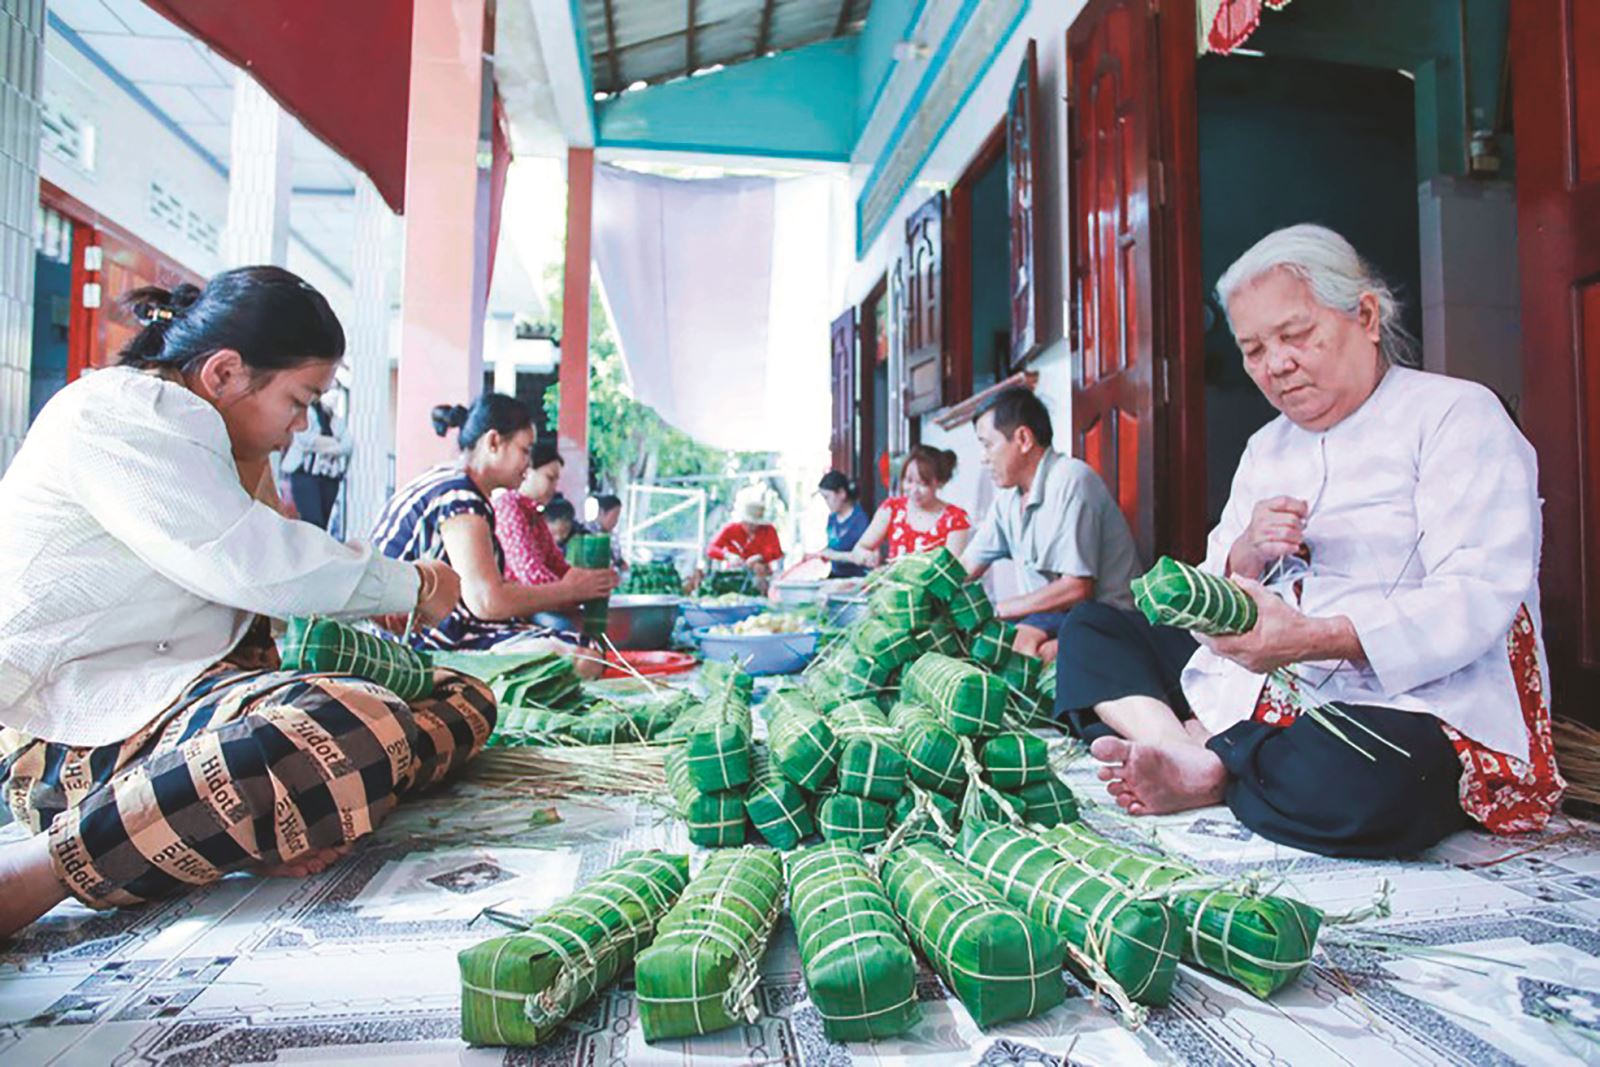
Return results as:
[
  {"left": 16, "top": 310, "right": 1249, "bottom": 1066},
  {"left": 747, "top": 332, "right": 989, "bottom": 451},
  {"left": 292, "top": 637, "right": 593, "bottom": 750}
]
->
[
  {"left": 345, "top": 177, "right": 395, "bottom": 538},
  {"left": 0, "top": 0, "right": 44, "bottom": 472},
  {"left": 557, "top": 147, "right": 593, "bottom": 501},
  {"left": 394, "top": 0, "right": 492, "bottom": 483},
  {"left": 222, "top": 76, "right": 294, "bottom": 267}
]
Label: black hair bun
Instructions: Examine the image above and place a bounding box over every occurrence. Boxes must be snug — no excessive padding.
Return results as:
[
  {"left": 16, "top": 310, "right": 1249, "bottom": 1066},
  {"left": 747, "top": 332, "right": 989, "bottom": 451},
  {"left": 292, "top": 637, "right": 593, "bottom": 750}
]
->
[{"left": 430, "top": 403, "right": 470, "bottom": 437}]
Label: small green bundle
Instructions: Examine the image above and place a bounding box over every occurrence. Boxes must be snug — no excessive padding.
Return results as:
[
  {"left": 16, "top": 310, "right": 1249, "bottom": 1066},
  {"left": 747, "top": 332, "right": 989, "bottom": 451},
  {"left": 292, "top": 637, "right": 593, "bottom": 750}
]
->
[
  {"left": 817, "top": 793, "right": 890, "bottom": 849},
  {"left": 848, "top": 618, "right": 924, "bottom": 672},
  {"left": 891, "top": 788, "right": 959, "bottom": 842},
  {"left": 282, "top": 616, "right": 434, "bottom": 701},
  {"left": 1016, "top": 779, "right": 1079, "bottom": 827},
  {"left": 959, "top": 822, "right": 1182, "bottom": 1007},
  {"left": 745, "top": 751, "right": 814, "bottom": 849},
  {"left": 981, "top": 733, "right": 1054, "bottom": 790},
  {"left": 880, "top": 842, "right": 1066, "bottom": 1028},
  {"left": 566, "top": 708, "right": 645, "bottom": 746},
  {"left": 903, "top": 653, "right": 1007, "bottom": 737},
  {"left": 458, "top": 851, "right": 689, "bottom": 1047},
  {"left": 829, "top": 699, "right": 907, "bottom": 802},
  {"left": 923, "top": 614, "right": 965, "bottom": 658},
  {"left": 700, "top": 569, "right": 763, "bottom": 598},
  {"left": 665, "top": 747, "right": 744, "bottom": 847},
  {"left": 767, "top": 691, "right": 840, "bottom": 791},
  {"left": 1040, "top": 821, "right": 1321, "bottom": 999},
  {"left": 967, "top": 619, "right": 1017, "bottom": 669},
  {"left": 682, "top": 683, "right": 753, "bottom": 792},
  {"left": 883, "top": 548, "right": 966, "bottom": 602},
  {"left": 618, "top": 559, "right": 683, "bottom": 595},
  {"left": 869, "top": 580, "right": 936, "bottom": 631},
  {"left": 807, "top": 644, "right": 892, "bottom": 701},
  {"left": 970, "top": 789, "right": 1027, "bottom": 824},
  {"left": 947, "top": 581, "right": 996, "bottom": 630},
  {"left": 888, "top": 700, "right": 967, "bottom": 795},
  {"left": 635, "top": 849, "right": 785, "bottom": 1040},
  {"left": 1132, "top": 556, "right": 1258, "bottom": 636},
  {"left": 786, "top": 846, "right": 921, "bottom": 1041},
  {"left": 567, "top": 533, "right": 614, "bottom": 639}
]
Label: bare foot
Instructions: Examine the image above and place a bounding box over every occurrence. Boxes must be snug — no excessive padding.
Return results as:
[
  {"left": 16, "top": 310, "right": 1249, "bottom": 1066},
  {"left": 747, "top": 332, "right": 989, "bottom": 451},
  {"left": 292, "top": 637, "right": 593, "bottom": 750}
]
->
[
  {"left": 1090, "top": 736, "right": 1227, "bottom": 816},
  {"left": 260, "top": 843, "right": 353, "bottom": 878},
  {"left": 0, "top": 832, "right": 70, "bottom": 938},
  {"left": 1012, "top": 625, "right": 1050, "bottom": 659}
]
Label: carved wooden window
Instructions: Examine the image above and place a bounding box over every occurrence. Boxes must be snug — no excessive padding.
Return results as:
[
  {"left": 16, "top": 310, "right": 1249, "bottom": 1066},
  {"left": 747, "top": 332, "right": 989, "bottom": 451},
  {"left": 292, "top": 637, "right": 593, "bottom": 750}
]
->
[
  {"left": 1007, "top": 39, "right": 1044, "bottom": 367},
  {"left": 902, "top": 192, "right": 945, "bottom": 417}
]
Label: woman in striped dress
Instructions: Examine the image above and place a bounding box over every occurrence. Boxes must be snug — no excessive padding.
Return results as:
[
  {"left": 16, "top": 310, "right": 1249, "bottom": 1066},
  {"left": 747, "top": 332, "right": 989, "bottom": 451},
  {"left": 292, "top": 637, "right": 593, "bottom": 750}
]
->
[{"left": 370, "top": 394, "right": 615, "bottom": 671}]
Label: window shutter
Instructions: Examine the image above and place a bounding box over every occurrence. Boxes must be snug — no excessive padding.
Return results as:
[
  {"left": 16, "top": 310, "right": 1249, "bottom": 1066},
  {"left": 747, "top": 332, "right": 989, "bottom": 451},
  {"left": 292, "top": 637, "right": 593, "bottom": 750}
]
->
[
  {"left": 1007, "top": 39, "right": 1045, "bottom": 367},
  {"left": 902, "top": 192, "right": 946, "bottom": 417}
]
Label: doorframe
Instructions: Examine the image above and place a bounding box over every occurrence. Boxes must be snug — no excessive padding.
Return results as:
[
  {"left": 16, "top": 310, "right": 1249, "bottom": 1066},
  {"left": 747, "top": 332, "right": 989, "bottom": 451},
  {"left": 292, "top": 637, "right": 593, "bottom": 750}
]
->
[{"left": 946, "top": 119, "right": 1009, "bottom": 409}]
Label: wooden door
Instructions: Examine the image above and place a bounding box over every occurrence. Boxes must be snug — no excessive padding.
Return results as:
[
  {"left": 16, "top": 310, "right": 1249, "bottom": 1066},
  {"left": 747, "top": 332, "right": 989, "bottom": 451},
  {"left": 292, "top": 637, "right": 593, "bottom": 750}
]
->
[
  {"left": 903, "top": 192, "right": 945, "bottom": 417},
  {"left": 1067, "top": 0, "right": 1204, "bottom": 564},
  {"left": 830, "top": 308, "right": 857, "bottom": 478},
  {"left": 1513, "top": 0, "right": 1600, "bottom": 717},
  {"left": 1007, "top": 39, "right": 1044, "bottom": 367}
]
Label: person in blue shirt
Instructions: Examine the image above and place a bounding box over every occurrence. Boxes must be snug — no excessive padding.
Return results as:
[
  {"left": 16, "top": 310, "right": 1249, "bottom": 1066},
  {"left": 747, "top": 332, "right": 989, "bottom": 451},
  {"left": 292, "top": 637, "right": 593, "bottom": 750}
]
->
[{"left": 815, "top": 471, "right": 870, "bottom": 578}]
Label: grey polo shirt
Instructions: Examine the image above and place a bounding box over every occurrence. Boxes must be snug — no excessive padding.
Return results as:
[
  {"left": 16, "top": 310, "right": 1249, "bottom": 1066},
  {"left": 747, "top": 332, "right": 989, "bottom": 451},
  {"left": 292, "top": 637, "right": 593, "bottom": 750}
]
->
[{"left": 966, "top": 450, "right": 1141, "bottom": 609}]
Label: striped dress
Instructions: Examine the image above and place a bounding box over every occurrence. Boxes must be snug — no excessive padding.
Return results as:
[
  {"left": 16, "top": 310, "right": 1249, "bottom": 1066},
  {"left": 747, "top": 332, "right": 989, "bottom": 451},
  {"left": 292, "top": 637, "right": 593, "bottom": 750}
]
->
[{"left": 371, "top": 464, "right": 554, "bottom": 650}]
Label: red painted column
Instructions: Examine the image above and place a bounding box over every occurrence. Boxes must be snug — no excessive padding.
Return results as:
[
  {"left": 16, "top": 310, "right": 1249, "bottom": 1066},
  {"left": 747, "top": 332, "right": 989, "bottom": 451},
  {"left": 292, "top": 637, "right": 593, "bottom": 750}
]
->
[
  {"left": 394, "top": 0, "right": 491, "bottom": 483},
  {"left": 558, "top": 147, "right": 594, "bottom": 501}
]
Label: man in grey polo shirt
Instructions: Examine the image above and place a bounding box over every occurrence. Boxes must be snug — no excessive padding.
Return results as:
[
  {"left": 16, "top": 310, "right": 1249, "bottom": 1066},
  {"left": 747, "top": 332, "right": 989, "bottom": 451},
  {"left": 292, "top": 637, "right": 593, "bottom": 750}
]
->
[{"left": 960, "top": 387, "right": 1142, "bottom": 659}]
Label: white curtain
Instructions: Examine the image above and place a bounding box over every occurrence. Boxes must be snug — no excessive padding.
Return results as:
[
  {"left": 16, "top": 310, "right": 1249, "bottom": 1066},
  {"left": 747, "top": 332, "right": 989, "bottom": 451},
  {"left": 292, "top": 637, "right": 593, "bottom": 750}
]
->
[{"left": 590, "top": 164, "right": 846, "bottom": 458}]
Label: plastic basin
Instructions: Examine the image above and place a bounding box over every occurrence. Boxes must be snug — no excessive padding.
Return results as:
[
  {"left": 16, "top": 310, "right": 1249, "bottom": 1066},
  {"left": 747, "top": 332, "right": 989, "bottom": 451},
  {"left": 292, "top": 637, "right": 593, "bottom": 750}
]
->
[
  {"left": 693, "top": 628, "right": 819, "bottom": 676},
  {"left": 681, "top": 600, "right": 768, "bottom": 631}
]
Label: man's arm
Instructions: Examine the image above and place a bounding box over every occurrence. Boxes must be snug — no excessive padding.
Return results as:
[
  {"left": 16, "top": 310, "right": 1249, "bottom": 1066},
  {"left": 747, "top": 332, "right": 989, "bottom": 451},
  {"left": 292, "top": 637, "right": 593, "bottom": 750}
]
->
[{"left": 996, "top": 575, "right": 1095, "bottom": 620}]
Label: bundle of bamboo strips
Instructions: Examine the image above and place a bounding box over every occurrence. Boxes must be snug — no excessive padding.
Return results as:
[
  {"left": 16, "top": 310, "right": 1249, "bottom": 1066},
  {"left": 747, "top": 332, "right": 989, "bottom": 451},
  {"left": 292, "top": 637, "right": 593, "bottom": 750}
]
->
[
  {"left": 1554, "top": 718, "right": 1600, "bottom": 810},
  {"left": 467, "top": 745, "right": 669, "bottom": 798}
]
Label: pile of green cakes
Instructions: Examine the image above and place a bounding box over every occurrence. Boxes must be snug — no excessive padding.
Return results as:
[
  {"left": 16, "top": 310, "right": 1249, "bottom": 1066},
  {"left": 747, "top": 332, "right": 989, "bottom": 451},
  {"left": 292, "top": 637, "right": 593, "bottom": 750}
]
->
[
  {"left": 699, "top": 568, "right": 763, "bottom": 598},
  {"left": 660, "top": 663, "right": 756, "bottom": 845},
  {"left": 618, "top": 558, "right": 684, "bottom": 595}
]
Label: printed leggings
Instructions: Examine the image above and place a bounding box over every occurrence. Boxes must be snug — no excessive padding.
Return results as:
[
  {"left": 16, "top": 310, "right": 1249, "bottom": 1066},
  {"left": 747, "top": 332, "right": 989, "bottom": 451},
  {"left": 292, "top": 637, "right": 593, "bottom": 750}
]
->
[{"left": 0, "top": 666, "right": 497, "bottom": 908}]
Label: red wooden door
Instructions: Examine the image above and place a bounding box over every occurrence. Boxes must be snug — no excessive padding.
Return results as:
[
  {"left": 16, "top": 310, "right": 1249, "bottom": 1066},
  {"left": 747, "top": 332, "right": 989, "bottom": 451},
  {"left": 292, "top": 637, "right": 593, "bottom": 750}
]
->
[
  {"left": 1513, "top": 0, "right": 1600, "bottom": 717},
  {"left": 1007, "top": 39, "right": 1044, "bottom": 367},
  {"left": 1068, "top": 0, "right": 1159, "bottom": 557},
  {"left": 830, "top": 308, "right": 858, "bottom": 478},
  {"left": 1067, "top": 0, "right": 1204, "bottom": 564}
]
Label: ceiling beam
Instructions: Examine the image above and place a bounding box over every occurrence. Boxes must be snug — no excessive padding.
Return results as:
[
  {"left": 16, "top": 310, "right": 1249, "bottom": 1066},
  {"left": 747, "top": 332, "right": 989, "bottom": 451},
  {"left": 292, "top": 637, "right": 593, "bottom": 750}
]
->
[
  {"left": 834, "top": 0, "right": 853, "bottom": 37},
  {"left": 755, "top": 0, "right": 776, "bottom": 56},
  {"left": 601, "top": 0, "right": 622, "bottom": 90},
  {"left": 687, "top": 0, "right": 698, "bottom": 72}
]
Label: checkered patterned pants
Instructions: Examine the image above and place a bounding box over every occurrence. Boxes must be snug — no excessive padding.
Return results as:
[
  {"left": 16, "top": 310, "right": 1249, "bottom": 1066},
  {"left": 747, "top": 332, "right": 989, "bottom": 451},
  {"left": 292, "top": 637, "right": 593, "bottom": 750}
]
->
[{"left": 0, "top": 665, "right": 497, "bottom": 909}]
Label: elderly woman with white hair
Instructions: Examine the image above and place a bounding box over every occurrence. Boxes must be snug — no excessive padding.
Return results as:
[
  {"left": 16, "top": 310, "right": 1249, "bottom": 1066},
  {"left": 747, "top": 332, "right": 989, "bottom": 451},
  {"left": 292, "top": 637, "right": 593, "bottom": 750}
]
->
[{"left": 1052, "top": 223, "right": 1564, "bottom": 858}]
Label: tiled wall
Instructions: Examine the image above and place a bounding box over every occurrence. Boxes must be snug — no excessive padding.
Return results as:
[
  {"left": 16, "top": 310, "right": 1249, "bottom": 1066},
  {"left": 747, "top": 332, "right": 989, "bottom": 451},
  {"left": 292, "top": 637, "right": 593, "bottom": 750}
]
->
[{"left": 0, "top": 0, "right": 42, "bottom": 471}]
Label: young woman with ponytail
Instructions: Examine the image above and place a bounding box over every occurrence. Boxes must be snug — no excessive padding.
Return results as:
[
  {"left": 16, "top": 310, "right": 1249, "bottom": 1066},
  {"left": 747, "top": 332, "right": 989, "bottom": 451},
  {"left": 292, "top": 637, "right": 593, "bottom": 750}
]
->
[
  {"left": 0, "top": 267, "right": 491, "bottom": 937},
  {"left": 846, "top": 445, "right": 973, "bottom": 567}
]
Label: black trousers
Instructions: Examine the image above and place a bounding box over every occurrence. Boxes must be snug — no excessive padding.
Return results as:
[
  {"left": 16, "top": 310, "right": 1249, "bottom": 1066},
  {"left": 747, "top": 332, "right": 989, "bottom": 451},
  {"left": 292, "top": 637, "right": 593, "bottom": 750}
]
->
[
  {"left": 290, "top": 472, "right": 342, "bottom": 530},
  {"left": 1053, "top": 602, "right": 1471, "bottom": 859}
]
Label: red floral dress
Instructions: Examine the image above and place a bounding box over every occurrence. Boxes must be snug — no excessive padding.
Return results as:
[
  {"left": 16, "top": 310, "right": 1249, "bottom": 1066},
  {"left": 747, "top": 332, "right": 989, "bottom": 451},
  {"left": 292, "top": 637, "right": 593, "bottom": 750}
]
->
[
  {"left": 1251, "top": 604, "right": 1566, "bottom": 834},
  {"left": 493, "top": 492, "right": 569, "bottom": 586},
  {"left": 882, "top": 496, "right": 971, "bottom": 559}
]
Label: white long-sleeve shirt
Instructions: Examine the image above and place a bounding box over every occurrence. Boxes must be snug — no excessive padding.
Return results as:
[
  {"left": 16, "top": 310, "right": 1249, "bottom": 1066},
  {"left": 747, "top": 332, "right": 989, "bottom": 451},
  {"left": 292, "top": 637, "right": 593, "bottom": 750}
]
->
[
  {"left": 1180, "top": 366, "right": 1543, "bottom": 763},
  {"left": 0, "top": 368, "right": 419, "bottom": 746}
]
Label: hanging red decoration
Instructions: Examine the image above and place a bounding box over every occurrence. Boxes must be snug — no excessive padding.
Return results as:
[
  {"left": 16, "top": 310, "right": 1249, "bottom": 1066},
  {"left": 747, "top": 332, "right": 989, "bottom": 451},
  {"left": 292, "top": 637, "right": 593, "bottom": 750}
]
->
[{"left": 1201, "top": 0, "right": 1292, "bottom": 56}]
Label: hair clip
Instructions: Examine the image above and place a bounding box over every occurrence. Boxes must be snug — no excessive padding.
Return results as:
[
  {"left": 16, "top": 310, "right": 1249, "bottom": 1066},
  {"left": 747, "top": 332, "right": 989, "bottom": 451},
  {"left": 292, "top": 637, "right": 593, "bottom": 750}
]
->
[{"left": 146, "top": 306, "right": 175, "bottom": 324}]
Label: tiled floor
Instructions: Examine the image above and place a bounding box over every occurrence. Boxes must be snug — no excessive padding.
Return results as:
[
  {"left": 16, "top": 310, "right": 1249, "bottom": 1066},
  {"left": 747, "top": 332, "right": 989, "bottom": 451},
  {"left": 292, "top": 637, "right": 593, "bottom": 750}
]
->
[{"left": 1, "top": 741, "right": 1597, "bottom": 1066}]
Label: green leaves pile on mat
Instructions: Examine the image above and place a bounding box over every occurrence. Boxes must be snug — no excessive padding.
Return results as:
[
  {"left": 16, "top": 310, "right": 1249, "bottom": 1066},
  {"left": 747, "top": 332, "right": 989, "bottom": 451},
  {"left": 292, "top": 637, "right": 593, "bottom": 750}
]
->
[
  {"left": 635, "top": 849, "right": 784, "bottom": 1040},
  {"left": 458, "top": 851, "right": 688, "bottom": 1047},
  {"left": 1041, "top": 821, "right": 1322, "bottom": 999},
  {"left": 1132, "top": 556, "right": 1258, "bottom": 636},
  {"left": 282, "top": 616, "right": 434, "bottom": 701},
  {"left": 786, "top": 845, "right": 921, "bottom": 1041},
  {"left": 880, "top": 841, "right": 1066, "bottom": 1028},
  {"left": 957, "top": 821, "right": 1182, "bottom": 1009}
]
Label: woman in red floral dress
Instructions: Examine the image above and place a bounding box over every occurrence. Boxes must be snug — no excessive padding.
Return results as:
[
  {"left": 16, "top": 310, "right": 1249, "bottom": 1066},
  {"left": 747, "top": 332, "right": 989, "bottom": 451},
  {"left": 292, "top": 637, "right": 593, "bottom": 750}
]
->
[{"left": 848, "top": 445, "right": 972, "bottom": 568}]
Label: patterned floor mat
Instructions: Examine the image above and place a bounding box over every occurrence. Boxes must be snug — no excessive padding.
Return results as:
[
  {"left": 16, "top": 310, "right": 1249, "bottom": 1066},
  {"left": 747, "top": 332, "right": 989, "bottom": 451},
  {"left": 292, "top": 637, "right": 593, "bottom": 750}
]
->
[{"left": 2, "top": 743, "right": 1597, "bottom": 1066}]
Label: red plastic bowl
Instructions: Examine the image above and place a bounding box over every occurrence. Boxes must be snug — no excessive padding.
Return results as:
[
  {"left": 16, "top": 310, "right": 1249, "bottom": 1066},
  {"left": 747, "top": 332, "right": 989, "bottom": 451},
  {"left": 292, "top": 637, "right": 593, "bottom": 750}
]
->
[{"left": 602, "top": 649, "right": 697, "bottom": 680}]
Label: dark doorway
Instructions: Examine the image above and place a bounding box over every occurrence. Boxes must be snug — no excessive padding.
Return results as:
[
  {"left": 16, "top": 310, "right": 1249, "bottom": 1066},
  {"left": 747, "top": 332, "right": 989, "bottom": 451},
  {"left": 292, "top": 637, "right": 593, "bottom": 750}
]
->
[{"left": 1197, "top": 54, "right": 1421, "bottom": 525}]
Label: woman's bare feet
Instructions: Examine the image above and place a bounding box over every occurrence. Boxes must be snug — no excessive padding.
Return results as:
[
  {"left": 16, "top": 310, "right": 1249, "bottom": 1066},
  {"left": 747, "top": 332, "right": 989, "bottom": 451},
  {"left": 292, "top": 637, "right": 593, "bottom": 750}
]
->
[
  {"left": 1091, "top": 736, "right": 1227, "bottom": 816},
  {"left": 260, "top": 842, "right": 353, "bottom": 878},
  {"left": 0, "top": 832, "right": 70, "bottom": 939}
]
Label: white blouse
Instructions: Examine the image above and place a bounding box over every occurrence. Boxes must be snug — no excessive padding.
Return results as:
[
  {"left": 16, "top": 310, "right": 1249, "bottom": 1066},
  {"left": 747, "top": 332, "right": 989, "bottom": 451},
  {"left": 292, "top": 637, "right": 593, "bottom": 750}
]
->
[
  {"left": 1181, "top": 366, "right": 1544, "bottom": 763},
  {"left": 0, "top": 368, "right": 419, "bottom": 746}
]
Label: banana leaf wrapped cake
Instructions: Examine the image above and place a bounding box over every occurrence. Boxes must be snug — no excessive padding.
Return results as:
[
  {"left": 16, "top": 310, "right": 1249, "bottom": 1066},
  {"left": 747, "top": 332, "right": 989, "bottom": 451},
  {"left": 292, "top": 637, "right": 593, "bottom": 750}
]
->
[
  {"left": 1015, "top": 778, "right": 1080, "bottom": 827},
  {"left": 786, "top": 845, "right": 922, "bottom": 1041},
  {"left": 967, "top": 620, "right": 1017, "bottom": 670},
  {"left": 888, "top": 700, "right": 967, "bottom": 795},
  {"left": 744, "top": 751, "right": 814, "bottom": 849},
  {"left": 869, "top": 579, "right": 936, "bottom": 631},
  {"left": 458, "top": 851, "right": 689, "bottom": 1047},
  {"left": 849, "top": 617, "right": 925, "bottom": 672},
  {"left": 829, "top": 699, "right": 908, "bottom": 801},
  {"left": 882, "top": 547, "right": 966, "bottom": 602},
  {"left": 566, "top": 532, "right": 614, "bottom": 639},
  {"left": 766, "top": 689, "right": 840, "bottom": 791},
  {"left": 817, "top": 793, "right": 890, "bottom": 849},
  {"left": 880, "top": 842, "right": 1066, "bottom": 1028},
  {"left": 1131, "top": 556, "right": 1258, "bottom": 635},
  {"left": 1041, "top": 821, "right": 1321, "bottom": 999},
  {"left": 635, "top": 849, "right": 785, "bottom": 1040},
  {"left": 680, "top": 676, "right": 753, "bottom": 792},
  {"left": 947, "top": 581, "right": 996, "bottom": 631},
  {"left": 666, "top": 746, "right": 745, "bottom": 847},
  {"left": 957, "top": 822, "right": 1182, "bottom": 1007},
  {"left": 903, "top": 653, "right": 1007, "bottom": 737},
  {"left": 282, "top": 616, "right": 435, "bottom": 701},
  {"left": 980, "top": 732, "right": 1054, "bottom": 790}
]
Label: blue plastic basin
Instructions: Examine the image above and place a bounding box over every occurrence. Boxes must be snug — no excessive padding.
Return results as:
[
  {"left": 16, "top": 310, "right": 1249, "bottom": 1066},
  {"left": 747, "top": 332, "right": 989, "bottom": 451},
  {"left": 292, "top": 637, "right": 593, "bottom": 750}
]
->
[
  {"left": 693, "top": 628, "right": 819, "bottom": 676},
  {"left": 681, "top": 600, "right": 768, "bottom": 631}
]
